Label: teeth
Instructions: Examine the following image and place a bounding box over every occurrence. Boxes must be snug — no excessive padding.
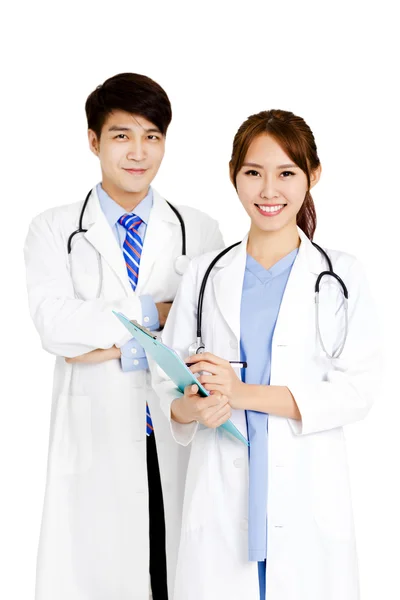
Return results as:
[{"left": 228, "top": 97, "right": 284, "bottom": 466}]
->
[{"left": 258, "top": 204, "right": 284, "bottom": 213}]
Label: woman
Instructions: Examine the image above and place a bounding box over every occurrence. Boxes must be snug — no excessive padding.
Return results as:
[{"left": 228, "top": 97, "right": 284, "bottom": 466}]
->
[{"left": 151, "top": 109, "right": 381, "bottom": 600}]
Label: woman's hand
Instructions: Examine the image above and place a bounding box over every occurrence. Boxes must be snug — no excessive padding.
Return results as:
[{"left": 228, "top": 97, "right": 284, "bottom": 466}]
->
[
  {"left": 65, "top": 345, "right": 121, "bottom": 364},
  {"left": 184, "top": 352, "right": 248, "bottom": 410},
  {"left": 171, "top": 384, "right": 231, "bottom": 428}
]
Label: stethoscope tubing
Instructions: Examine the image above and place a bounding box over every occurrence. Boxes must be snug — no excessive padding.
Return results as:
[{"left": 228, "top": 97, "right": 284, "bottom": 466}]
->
[
  {"left": 67, "top": 189, "right": 186, "bottom": 257},
  {"left": 193, "top": 240, "right": 349, "bottom": 359},
  {"left": 67, "top": 190, "right": 92, "bottom": 254}
]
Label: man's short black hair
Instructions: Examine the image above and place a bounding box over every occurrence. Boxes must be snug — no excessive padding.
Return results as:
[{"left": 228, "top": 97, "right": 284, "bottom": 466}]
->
[{"left": 85, "top": 73, "right": 172, "bottom": 138}]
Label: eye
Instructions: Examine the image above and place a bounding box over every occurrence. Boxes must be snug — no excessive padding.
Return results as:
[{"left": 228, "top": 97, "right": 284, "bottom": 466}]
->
[
  {"left": 147, "top": 134, "right": 161, "bottom": 141},
  {"left": 244, "top": 169, "right": 261, "bottom": 177},
  {"left": 280, "top": 171, "right": 295, "bottom": 178},
  {"left": 115, "top": 134, "right": 128, "bottom": 140}
]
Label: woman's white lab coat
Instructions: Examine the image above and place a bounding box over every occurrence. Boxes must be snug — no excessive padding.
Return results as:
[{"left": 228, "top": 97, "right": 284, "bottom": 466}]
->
[
  {"left": 152, "top": 228, "right": 381, "bottom": 600},
  {"left": 24, "top": 187, "right": 223, "bottom": 600}
]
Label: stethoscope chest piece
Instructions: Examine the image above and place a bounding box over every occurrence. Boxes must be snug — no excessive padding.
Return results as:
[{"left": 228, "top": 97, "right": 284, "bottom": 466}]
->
[
  {"left": 174, "top": 254, "right": 191, "bottom": 276},
  {"left": 188, "top": 338, "right": 205, "bottom": 356}
]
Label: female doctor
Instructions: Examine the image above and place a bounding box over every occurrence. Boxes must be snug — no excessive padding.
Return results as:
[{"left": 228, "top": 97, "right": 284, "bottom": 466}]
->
[{"left": 152, "top": 109, "right": 382, "bottom": 600}]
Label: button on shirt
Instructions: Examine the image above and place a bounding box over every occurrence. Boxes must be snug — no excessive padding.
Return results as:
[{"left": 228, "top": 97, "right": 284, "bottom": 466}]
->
[
  {"left": 97, "top": 183, "right": 159, "bottom": 372},
  {"left": 240, "top": 249, "right": 298, "bottom": 562}
]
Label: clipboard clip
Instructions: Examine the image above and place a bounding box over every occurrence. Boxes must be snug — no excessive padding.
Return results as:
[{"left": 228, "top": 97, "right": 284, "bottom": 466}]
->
[{"left": 129, "top": 320, "right": 158, "bottom": 340}]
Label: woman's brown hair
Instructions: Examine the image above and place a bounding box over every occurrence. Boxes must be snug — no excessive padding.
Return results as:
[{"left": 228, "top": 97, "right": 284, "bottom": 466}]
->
[{"left": 229, "top": 109, "right": 320, "bottom": 239}]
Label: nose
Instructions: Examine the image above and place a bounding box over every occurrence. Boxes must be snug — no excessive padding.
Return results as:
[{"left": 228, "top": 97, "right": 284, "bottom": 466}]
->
[
  {"left": 126, "top": 140, "right": 146, "bottom": 162},
  {"left": 260, "top": 176, "right": 279, "bottom": 200}
]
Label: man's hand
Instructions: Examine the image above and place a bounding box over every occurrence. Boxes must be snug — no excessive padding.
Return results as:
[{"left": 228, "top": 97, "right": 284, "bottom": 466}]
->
[
  {"left": 171, "top": 384, "right": 231, "bottom": 428},
  {"left": 65, "top": 345, "right": 121, "bottom": 364},
  {"left": 156, "top": 302, "right": 173, "bottom": 329},
  {"left": 185, "top": 352, "right": 248, "bottom": 410}
]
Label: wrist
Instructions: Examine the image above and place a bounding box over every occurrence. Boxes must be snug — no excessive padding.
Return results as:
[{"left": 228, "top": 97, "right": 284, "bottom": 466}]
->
[
  {"left": 231, "top": 381, "right": 250, "bottom": 410},
  {"left": 171, "top": 396, "right": 195, "bottom": 425}
]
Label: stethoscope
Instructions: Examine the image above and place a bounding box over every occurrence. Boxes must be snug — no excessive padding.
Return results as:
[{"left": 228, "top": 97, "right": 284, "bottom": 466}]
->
[
  {"left": 67, "top": 188, "right": 190, "bottom": 294},
  {"left": 188, "top": 240, "right": 349, "bottom": 360}
]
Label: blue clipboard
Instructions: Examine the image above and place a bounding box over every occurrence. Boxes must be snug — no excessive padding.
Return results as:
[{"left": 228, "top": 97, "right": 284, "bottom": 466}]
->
[{"left": 113, "top": 311, "right": 248, "bottom": 446}]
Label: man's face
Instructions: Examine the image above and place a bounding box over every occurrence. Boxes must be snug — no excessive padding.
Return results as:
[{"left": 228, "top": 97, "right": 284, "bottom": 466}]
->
[{"left": 88, "top": 110, "right": 166, "bottom": 198}]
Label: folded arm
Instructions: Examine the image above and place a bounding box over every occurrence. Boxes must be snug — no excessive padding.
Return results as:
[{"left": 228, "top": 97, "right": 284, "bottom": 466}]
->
[{"left": 24, "top": 213, "right": 142, "bottom": 357}]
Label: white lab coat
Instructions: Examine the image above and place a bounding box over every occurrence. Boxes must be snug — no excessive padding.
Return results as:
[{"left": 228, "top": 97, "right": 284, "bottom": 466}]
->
[
  {"left": 152, "top": 228, "right": 382, "bottom": 600},
  {"left": 24, "top": 186, "right": 224, "bottom": 600}
]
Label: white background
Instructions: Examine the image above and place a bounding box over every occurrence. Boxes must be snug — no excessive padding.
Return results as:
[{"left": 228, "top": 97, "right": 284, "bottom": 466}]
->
[{"left": 1, "top": 1, "right": 399, "bottom": 598}]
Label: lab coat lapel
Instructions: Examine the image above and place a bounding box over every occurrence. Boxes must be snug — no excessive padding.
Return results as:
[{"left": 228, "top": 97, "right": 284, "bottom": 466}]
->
[
  {"left": 212, "top": 237, "right": 248, "bottom": 342},
  {"left": 211, "top": 228, "right": 324, "bottom": 347},
  {"left": 83, "top": 188, "right": 132, "bottom": 296},
  {"left": 135, "top": 190, "right": 177, "bottom": 295},
  {"left": 272, "top": 228, "right": 324, "bottom": 345}
]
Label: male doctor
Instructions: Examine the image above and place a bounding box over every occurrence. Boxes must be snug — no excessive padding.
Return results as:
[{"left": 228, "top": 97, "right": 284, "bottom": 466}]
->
[{"left": 24, "top": 73, "right": 223, "bottom": 600}]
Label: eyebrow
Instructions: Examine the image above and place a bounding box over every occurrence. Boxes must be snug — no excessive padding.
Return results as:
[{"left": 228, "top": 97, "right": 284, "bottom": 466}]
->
[
  {"left": 108, "top": 125, "right": 162, "bottom": 134},
  {"left": 242, "top": 162, "right": 298, "bottom": 169}
]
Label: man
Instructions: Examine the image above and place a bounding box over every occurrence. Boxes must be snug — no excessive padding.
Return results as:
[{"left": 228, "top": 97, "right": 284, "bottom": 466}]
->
[{"left": 24, "top": 73, "right": 223, "bottom": 600}]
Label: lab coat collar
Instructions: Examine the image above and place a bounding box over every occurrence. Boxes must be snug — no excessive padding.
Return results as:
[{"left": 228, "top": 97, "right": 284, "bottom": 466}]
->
[
  {"left": 83, "top": 187, "right": 133, "bottom": 296},
  {"left": 135, "top": 189, "right": 180, "bottom": 293},
  {"left": 213, "top": 227, "right": 324, "bottom": 275},
  {"left": 211, "top": 226, "right": 323, "bottom": 341},
  {"left": 83, "top": 187, "right": 180, "bottom": 296},
  {"left": 82, "top": 186, "right": 177, "bottom": 226}
]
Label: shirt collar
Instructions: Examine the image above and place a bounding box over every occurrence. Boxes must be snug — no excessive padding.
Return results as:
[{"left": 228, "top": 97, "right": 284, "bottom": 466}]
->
[
  {"left": 97, "top": 183, "right": 153, "bottom": 229},
  {"left": 246, "top": 247, "right": 299, "bottom": 283}
]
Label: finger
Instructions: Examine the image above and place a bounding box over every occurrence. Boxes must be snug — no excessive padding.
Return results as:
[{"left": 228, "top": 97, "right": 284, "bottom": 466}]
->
[
  {"left": 204, "top": 404, "right": 232, "bottom": 428},
  {"left": 199, "top": 394, "right": 225, "bottom": 410},
  {"left": 213, "top": 409, "right": 232, "bottom": 428},
  {"left": 200, "top": 394, "right": 228, "bottom": 414},
  {"left": 188, "top": 362, "right": 221, "bottom": 375},
  {"left": 184, "top": 352, "right": 226, "bottom": 366},
  {"left": 197, "top": 390, "right": 225, "bottom": 410},
  {"left": 197, "top": 374, "right": 225, "bottom": 385},
  {"left": 204, "top": 383, "right": 225, "bottom": 393},
  {"left": 184, "top": 384, "right": 199, "bottom": 397}
]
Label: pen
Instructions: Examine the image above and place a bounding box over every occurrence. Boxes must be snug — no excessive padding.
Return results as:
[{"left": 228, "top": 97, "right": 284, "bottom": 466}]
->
[{"left": 186, "top": 360, "right": 247, "bottom": 369}]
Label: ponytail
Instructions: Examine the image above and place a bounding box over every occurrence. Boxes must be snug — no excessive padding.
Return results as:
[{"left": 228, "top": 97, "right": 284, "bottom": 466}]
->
[{"left": 296, "top": 191, "right": 317, "bottom": 240}]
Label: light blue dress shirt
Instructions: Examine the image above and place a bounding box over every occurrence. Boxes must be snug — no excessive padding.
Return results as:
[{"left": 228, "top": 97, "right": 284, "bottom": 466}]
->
[
  {"left": 97, "top": 183, "right": 159, "bottom": 371},
  {"left": 240, "top": 249, "right": 298, "bottom": 596}
]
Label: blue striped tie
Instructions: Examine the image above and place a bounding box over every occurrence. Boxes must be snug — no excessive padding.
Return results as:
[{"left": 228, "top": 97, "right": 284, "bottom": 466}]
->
[{"left": 118, "top": 213, "right": 153, "bottom": 436}]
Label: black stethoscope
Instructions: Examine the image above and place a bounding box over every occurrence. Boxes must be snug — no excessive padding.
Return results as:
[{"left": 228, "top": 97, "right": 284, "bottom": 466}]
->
[
  {"left": 67, "top": 188, "right": 190, "bottom": 276},
  {"left": 188, "top": 240, "right": 349, "bottom": 360}
]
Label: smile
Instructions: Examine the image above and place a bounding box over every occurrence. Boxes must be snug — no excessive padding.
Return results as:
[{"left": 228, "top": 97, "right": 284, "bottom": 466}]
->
[
  {"left": 255, "top": 203, "right": 287, "bottom": 216},
  {"left": 123, "top": 168, "right": 148, "bottom": 175}
]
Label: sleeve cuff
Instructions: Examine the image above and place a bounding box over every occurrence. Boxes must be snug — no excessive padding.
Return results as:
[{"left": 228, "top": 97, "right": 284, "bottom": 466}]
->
[
  {"left": 139, "top": 295, "right": 159, "bottom": 331},
  {"left": 169, "top": 394, "right": 199, "bottom": 446},
  {"left": 120, "top": 338, "right": 147, "bottom": 372},
  {"left": 115, "top": 299, "right": 143, "bottom": 348}
]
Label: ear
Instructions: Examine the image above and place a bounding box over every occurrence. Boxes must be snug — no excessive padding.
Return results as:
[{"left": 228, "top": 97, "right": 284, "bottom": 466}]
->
[
  {"left": 229, "top": 161, "right": 235, "bottom": 187},
  {"left": 88, "top": 129, "right": 100, "bottom": 157},
  {"left": 309, "top": 164, "right": 321, "bottom": 189}
]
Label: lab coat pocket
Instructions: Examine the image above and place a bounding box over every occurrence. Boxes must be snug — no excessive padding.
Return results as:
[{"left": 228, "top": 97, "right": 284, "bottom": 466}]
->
[
  {"left": 311, "top": 432, "right": 353, "bottom": 540},
  {"left": 182, "top": 429, "right": 214, "bottom": 531},
  {"left": 50, "top": 394, "right": 92, "bottom": 475}
]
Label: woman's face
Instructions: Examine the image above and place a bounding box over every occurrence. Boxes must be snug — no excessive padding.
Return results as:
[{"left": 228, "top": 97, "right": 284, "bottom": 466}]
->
[{"left": 235, "top": 134, "right": 320, "bottom": 233}]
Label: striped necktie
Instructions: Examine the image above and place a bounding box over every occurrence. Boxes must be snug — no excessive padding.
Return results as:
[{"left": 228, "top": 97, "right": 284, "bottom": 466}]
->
[{"left": 118, "top": 213, "right": 153, "bottom": 436}]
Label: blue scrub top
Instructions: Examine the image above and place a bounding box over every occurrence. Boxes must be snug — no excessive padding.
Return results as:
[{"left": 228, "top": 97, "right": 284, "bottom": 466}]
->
[{"left": 240, "top": 248, "right": 298, "bottom": 562}]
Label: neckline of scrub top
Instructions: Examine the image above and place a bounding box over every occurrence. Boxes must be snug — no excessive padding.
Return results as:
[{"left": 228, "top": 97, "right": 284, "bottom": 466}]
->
[
  {"left": 96, "top": 182, "right": 153, "bottom": 228},
  {"left": 245, "top": 247, "right": 299, "bottom": 284}
]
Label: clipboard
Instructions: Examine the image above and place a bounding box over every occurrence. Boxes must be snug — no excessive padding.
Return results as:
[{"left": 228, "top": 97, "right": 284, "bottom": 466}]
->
[{"left": 113, "top": 311, "right": 249, "bottom": 446}]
